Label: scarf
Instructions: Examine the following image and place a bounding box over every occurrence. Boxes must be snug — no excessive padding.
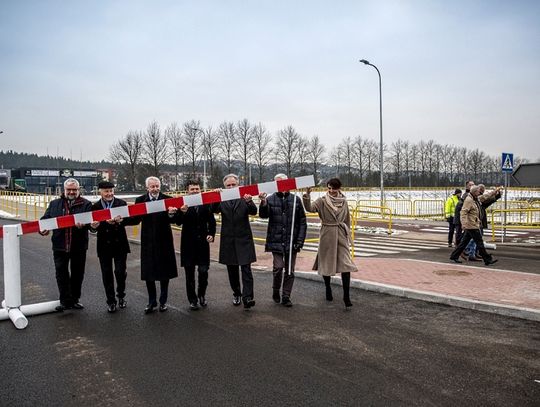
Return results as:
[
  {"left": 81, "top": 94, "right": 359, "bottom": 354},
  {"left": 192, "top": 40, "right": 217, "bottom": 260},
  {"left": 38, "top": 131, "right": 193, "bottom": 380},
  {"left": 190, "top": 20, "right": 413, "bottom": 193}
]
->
[{"left": 324, "top": 191, "right": 346, "bottom": 212}]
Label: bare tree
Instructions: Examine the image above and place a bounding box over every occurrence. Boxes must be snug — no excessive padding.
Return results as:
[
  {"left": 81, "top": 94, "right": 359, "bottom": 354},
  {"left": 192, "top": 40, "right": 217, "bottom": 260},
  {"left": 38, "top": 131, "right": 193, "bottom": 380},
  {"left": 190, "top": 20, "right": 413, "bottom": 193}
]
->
[
  {"left": 307, "top": 135, "right": 325, "bottom": 185},
  {"left": 142, "top": 120, "right": 169, "bottom": 176},
  {"left": 109, "top": 130, "right": 143, "bottom": 190},
  {"left": 165, "top": 122, "right": 184, "bottom": 190},
  {"left": 218, "top": 121, "right": 236, "bottom": 174},
  {"left": 201, "top": 126, "right": 220, "bottom": 187},
  {"left": 182, "top": 120, "right": 202, "bottom": 178},
  {"left": 353, "top": 136, "right": 366, "bottom": 185},
  {"left": 235, "top": 119, "right": 254, "bottom": 182},
  {"left": 296, "top": 136, "right": 309, "bottom": 175},
  {"left": 274, "top": 125, "right": 301, "bottom": 177},
  {"left": 252, "top": 122, "right": 273, "bottom": 182},
  {"left": 339, "top": 137, "right": 354, "bottom": 185}
]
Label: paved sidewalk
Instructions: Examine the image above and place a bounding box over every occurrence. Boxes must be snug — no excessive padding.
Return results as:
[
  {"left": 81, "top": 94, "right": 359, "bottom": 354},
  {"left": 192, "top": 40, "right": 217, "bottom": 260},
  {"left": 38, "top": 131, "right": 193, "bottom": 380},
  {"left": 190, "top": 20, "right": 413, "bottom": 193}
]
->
[{"left": 246, "top": 239, "right": 540, "bottom": 322}]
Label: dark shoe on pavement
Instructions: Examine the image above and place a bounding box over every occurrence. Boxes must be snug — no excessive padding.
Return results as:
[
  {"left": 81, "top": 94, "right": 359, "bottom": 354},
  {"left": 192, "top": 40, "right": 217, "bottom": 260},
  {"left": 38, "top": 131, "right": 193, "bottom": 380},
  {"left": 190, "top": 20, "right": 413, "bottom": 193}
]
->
[
  {"left": 144, "top": 303, "right": 156, "bottom": 314},
  {"left": 159, "top": 304, "right": 168, "bottom": 312},
  {"left": 72, "top": 302, "right": 84, "bottom": 309},
  {"left": 326, "top": 287, "right": 333, "bottom": 302},
  {"left": 233, "top": 295, "right": 242, "bottom": 306},
  {"left": 198, "top": 296, "right": 207, "bottom": 307},
  {"left": 189, "top": 302, "right": 199, "bottom": 311},
  {"left": 281, "top": 296, "right": 293, "bottom": 307},
  {"left": 450, "top": 257, "right": 463, "bottom": 264},
  {"left": 55, "top": 303, "right": 67, "bottom": 312},
  {"left": 118, "top": 298, "right": 127, "bottom": 309},
  {"left": 485, "top": 259, "right": 499, "bottom": 266},
  {"left": 344, "top": 298, "right": 353, "bottom": 308},
  {"left": 468, "top": 256, "right": 480, "bottom": 262},
  {"left": 272, "top": 290, "right": 281, "bottom": 304},
  {"left": 243, "top": 298, "right": 256, "bottom": 309},
  {"left": 460, "top": 253, "right": 468, "bottom": 261},
  {"left": 107, "top": 303, "right": 117, "bottom": 313}
]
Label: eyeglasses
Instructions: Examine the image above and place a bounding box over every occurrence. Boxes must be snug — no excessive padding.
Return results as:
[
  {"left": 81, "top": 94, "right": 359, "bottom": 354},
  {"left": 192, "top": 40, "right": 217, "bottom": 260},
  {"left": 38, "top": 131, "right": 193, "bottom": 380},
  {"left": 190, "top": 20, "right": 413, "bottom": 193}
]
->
[{"left": 65, "top": 188, "right": 79, "bottom": 191}]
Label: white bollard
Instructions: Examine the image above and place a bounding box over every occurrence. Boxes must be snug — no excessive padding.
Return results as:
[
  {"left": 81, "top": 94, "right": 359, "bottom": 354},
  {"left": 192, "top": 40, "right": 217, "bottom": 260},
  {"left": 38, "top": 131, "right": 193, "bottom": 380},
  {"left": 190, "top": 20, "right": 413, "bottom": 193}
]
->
[
  {"left": 20, "top": 301, "right": 60, "bottom": 316},
  {"left": 3, "top": 224, "right": 22, "bottom": 308},
  {"left": 1, "top": 299, "right": 5, "bottom": 308},
  {"left": 484, "top": 242, "right": 497, "bottom": 250},
  {"left": 8, "top": 308, "right": 28, "bottom": 329},
  {"left": 0, "top": 307, "right": 8, "bottom": 320}
]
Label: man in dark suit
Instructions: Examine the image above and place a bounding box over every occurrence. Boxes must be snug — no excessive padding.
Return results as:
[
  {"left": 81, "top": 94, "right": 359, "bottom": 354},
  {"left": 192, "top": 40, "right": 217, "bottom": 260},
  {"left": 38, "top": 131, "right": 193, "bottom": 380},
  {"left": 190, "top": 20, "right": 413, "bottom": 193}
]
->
[
  {"left": 39, "top": 178, "right": 92, "bottom": 311},
  {"left": 90, "top": 181, "right": 134, "bottom": 313},
  {"left": 174, "top": 180, "right": 216, "bottom": 310},
  {"left": 131, "top": 176, "right": 178, "bottom": 314},
  {"left": 212, "top": 174, "right": 258, "bottom": 309}
]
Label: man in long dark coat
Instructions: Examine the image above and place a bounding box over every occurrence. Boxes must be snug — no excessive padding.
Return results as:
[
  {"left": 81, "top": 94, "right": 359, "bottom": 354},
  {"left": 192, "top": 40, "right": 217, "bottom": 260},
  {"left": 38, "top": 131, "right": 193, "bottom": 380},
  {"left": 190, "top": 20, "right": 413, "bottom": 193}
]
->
[
  {"left": 90, "top": 181, "right": 134, "bottom": 313},
  {"left": 132, "top": 176, "right": 178, "bottom": 313},
  {"left": 175, "top": 180, "right": 216, "bottom": 310},
  {"left": 40, "top": 178, "right": 92, "bottom": 311},
  {"left": 212, "top": 174, "right": 258, "bottom": 309}
]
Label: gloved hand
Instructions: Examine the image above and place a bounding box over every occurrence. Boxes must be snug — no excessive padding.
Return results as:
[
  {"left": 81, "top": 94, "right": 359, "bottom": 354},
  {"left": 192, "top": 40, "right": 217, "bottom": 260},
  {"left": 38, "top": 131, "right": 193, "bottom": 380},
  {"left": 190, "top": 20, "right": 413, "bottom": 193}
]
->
[
  {"left": 446, "top": 217, "right": 453, "bottom": 223},
  {"left": 293, "top": 243, "right": 303, "bottom": 252}
]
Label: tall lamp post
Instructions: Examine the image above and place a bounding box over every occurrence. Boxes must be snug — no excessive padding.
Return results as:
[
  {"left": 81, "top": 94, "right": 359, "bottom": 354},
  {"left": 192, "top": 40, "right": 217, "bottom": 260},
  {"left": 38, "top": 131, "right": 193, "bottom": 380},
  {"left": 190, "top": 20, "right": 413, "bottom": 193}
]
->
[{"left": 359, "top": 59, "right": 384, "bottom": 207}]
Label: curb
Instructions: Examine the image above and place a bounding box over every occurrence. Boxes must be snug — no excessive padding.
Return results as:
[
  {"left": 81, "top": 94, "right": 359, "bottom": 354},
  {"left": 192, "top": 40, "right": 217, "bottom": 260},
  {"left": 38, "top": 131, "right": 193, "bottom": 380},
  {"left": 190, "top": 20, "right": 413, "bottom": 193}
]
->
[{"left": 294, "top": 271, "right": 540, "bottom": 322}]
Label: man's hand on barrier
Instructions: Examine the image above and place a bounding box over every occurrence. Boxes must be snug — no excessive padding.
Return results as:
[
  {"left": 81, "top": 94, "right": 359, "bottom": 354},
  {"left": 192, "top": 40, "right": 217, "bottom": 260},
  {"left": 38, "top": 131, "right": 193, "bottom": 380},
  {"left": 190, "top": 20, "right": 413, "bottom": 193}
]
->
[
  {"left": 180, "top": 204, "right": 189, "bottom": 213},
  {"left": 258, "top": 192, "right": 267, "bottom": 204},
  {"left": 243, "top": 194, "right": 252, "bottom": 202},
  {"left": 75, "top": 222, "right": 84, "bottom": 229},
  {"left": 90, "top": 221, "right": 100, "bottom": 229},
  {"left": 39, "top": 230, "right": 50, "bottom": 236}
]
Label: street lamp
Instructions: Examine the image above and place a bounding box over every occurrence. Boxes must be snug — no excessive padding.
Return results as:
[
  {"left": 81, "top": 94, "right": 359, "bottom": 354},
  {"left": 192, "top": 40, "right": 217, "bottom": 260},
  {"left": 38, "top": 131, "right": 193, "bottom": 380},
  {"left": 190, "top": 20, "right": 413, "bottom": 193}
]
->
[{"left": 359, "top": 59, "right": 385, "bottom": 207}]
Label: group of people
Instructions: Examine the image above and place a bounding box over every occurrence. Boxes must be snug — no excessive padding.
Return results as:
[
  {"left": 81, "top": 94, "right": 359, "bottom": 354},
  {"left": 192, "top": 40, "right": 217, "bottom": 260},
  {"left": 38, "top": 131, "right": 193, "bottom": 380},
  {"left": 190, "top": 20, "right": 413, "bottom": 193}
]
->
[
  {"left": 40, "top": 174, "right": 358, "bottom": 314},
  {"left": 445, "top": 181, "right": 502, "bottom": 266}
]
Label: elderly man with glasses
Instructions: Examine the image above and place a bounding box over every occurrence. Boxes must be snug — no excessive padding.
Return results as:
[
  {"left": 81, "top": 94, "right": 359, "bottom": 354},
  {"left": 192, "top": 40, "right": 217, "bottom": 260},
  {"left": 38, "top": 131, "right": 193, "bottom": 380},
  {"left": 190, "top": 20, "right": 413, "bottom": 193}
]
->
[{"left": 40, "top": 178, "right": 92, "bottom": 311}]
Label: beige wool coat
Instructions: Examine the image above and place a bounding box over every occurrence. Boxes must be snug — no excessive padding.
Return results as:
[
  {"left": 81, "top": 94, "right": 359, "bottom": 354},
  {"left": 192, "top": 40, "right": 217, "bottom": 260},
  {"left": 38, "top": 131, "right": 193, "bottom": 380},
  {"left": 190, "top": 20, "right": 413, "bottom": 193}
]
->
[
  {"left": 303, "top": 193, "right": 358, "bottom": 276},
  {"left": 461, "top": 189, "right": 498, "bottom": 230}
]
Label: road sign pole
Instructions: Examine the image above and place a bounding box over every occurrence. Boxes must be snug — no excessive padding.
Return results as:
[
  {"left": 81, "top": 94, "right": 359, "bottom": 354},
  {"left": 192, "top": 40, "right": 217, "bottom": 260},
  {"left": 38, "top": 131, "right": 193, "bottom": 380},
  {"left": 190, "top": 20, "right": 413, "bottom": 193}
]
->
[{"left": 503, "top": 172, "right": 508, "bottom": 243}]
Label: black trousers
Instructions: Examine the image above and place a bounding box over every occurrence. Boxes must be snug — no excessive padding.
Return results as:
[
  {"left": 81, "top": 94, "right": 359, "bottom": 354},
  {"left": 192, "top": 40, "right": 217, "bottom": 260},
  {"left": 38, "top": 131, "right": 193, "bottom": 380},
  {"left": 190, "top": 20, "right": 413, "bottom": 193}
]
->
[
  {"left": 99, "top": 253, "right": 127, "bottom": 305},
  {"left": 447, "top": 217, "right": 456, "bottom": 245},
  {"left": 146, "top": 280, "right": 170, "bottom": 306},
  {"left": 455, "top": 224, "right": 463, "bottom": 246},
  {"left": 226, "top": 264, "right": 254, "bottom": 301},
  {"left": 53, "top": 249, "right": 87, "bottom": 306},
  {"left": 450, "top": 229, "right": 493, "bottom": 263},
  {"left": 184, "top": 265, "right": 209, "bottom": 304}
]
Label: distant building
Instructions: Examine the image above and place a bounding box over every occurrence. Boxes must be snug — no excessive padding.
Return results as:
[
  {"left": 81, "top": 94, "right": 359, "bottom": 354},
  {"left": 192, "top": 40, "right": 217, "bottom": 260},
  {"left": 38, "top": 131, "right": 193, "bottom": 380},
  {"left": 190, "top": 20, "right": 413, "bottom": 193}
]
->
[{"left": 8, "top": 167, "right": 102, "bottom": 194}]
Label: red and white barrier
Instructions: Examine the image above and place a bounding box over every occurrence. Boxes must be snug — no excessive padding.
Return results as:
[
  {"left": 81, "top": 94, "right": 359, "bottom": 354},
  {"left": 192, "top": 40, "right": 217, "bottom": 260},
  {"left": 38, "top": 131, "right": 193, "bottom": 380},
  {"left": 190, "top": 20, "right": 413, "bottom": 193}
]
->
[{"left": 0, "top": 175, "right": 315, "bottom": 238}]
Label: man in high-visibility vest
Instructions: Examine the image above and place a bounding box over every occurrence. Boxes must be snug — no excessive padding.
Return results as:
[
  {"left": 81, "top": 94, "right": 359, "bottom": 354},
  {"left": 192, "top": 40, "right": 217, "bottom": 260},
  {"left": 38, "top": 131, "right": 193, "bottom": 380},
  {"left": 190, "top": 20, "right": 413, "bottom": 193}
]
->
[{"left": 445, "top": 188, "right": 462, "bottom": 247}]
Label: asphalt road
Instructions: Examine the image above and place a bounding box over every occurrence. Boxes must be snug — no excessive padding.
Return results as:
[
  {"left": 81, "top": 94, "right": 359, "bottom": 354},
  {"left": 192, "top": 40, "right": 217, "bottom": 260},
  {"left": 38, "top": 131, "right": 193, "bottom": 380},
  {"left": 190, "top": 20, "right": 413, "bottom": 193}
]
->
[{"left": 0, "top": 221, "right": 539, "bottom": 406}]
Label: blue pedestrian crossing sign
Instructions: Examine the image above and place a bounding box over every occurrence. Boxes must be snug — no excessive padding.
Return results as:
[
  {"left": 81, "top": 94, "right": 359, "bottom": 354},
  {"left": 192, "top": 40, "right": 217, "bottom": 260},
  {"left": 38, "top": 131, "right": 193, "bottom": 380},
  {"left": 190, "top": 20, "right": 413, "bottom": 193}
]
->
[{"left": 501, "top": 152, "right": 514, "bottom": 172}]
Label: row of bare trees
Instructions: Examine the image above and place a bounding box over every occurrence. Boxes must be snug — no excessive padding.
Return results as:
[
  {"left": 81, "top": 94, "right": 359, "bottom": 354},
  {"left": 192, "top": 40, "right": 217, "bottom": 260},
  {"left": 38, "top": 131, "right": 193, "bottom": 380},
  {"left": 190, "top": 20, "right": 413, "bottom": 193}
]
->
[{"left": 109, "top": 119, "right": 521, "bottom": 190}]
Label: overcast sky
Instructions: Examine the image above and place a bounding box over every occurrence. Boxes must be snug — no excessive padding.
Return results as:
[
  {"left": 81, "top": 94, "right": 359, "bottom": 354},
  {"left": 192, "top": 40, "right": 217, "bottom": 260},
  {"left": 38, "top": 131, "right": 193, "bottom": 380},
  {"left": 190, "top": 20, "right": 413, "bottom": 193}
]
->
[{"left": 1, "top": 0, "right": 539, "bottom": 162}]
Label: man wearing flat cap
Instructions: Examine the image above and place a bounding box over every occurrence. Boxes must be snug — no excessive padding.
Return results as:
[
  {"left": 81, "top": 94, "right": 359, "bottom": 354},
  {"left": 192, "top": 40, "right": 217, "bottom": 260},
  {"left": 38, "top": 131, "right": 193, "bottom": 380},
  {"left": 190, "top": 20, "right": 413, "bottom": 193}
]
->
[{"left": 90, "top": 181, "right": 135, "bottom": 313}]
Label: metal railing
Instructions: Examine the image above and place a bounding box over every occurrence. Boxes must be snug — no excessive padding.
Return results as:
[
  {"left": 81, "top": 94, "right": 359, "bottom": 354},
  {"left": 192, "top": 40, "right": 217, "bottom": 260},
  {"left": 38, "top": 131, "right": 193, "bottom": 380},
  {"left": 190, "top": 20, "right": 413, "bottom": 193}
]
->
[{"left": 490, "top": 208, "right": 540, "bottom": 242}]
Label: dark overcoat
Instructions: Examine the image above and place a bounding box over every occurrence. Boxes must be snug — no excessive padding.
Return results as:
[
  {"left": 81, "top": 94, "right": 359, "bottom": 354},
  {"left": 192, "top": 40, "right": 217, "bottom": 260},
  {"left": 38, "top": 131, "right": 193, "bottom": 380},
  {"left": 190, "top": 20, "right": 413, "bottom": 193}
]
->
[
  {"left": 175, "top": 204, "right": 216, "bottom": 267},
  {"left": 132, "top": 193, "right": 178, "bottom": 281},
  {"left": 41, "top": 195, "right": 92, "bottom": 252},
  {"left": 212, "top": 199, "right": 257, "bottom": 265},
  {"left": 90, "top": 198, "right": 131, "bottom": 257},
  {"left": 259, "top": 192, "right": 307, "bottom": 253}
]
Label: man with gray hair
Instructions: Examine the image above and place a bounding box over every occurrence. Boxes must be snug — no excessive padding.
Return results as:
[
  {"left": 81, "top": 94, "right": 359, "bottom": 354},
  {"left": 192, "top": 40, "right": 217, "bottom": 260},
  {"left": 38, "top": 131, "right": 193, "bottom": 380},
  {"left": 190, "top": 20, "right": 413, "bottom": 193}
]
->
[
  {"left": 212, "top": 173, "right": 258, "bottom": 309},
  {"left": 450, "top": 185, "right": 499, "bottom": 266},
  {"left": 40, "top": 178, "right": 92, "bottom": 311},
  {"left": 259, "top": 173, "right": 307, "bottom": 307}
]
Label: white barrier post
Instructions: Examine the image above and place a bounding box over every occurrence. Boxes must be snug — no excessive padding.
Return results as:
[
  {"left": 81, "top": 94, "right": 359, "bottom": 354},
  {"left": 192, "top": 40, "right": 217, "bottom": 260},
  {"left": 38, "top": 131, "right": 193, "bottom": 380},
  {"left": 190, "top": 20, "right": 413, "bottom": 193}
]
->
[{"left": 1, "top": 224, "right": 28, "bottom": 329}]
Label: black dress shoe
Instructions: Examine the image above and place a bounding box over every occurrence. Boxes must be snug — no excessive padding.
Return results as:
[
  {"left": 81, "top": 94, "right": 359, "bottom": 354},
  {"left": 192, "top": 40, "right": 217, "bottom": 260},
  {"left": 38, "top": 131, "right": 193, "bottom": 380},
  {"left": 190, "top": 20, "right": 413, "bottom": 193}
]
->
[
  {"left": 107, "top": 303, "right": 117, "bottom": 313},
  {"left": 232, "top": 295, "right": 242, "bottom": 306},
  {"left": 243, "top": 298, "right": 256, "bottom": 309},
  {"left": 485, "top": 259, "right": 498, "bottom": 266},
  {"left": 344, "top": 298, "right": 353, "bottom": 308},
  {"left": 281, "top": 296, "right": 293, "bottom": 307},
  {"left": 189, "top": 302, "right": 199, "bottom": 311},
  {"left": 450, "top": 258, "right": 463, "bottom": 264},
  {"left": 198, "top": 296, "right": 207, "bottom": 307},
  {"left": 55, "top": 304, "right": 67, "bottom": 312},
  {"left": 144, "top": 304, "right": 156, "bottom": 314},
  {"left": 326, "top": 288, "right": 333, "bottom": 301},
  {"left": 159, "top": 304, "right": 168, "bottom": 312},
  {"left": 118, "top": 298, "right": 127, "bottom": 309},
  {"left": 72, "top": 302, "right": 84, "bottom": 309},
  {"left": 272, "top": 290, "right": 281, "bottom": 304}
]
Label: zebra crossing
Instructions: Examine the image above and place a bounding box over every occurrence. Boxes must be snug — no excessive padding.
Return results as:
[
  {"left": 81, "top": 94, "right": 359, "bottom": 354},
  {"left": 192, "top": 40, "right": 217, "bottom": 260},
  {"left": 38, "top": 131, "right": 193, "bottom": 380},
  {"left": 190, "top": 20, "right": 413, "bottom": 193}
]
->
[
  {"left": 420, "top": 226, "right": 527, "bottom": 238},
  {"left": 302, "top": 234, "right": 448, "bottom": 257}
]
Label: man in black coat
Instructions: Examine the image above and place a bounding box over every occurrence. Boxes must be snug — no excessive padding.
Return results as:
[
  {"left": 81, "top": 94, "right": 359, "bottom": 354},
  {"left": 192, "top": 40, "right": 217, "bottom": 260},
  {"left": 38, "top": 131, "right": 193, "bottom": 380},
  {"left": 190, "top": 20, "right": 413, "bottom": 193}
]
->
[
  {"left": 39, "top": 178, "right": 92, "bottom": 311},
  {"left": 454, "top": 180, "right": 474, "bottom": 247},
  {"left": 131, "top": 176, "right": 178, "bottom": 314},
  {"left": 90, "top": 181, "right": 134, "bottom": 313},
  {"left": 259, "top": 173, "right": 307, "bottom": 307},
  {"left": 174, "top": 180, "right": 216, "bottom": 310},
  {"left": 212, "top": 174, "right": 258, "bottom": 309}
]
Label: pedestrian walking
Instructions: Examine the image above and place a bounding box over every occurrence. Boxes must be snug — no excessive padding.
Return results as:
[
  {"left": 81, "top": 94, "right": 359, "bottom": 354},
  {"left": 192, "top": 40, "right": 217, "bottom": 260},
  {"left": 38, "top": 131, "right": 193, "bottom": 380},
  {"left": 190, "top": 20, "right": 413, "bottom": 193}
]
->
[{"left": 445, "top": 188, "right": 462, "bottom": 247}]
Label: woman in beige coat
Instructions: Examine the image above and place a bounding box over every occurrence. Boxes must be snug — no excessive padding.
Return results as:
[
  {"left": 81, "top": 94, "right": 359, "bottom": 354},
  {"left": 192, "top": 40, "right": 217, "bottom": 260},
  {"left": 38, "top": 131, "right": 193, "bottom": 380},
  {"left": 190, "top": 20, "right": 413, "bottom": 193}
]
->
[{"left": 303, "top": 178, "right": 357, "bottom": 307}]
